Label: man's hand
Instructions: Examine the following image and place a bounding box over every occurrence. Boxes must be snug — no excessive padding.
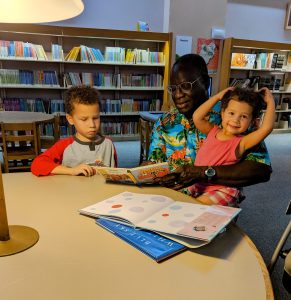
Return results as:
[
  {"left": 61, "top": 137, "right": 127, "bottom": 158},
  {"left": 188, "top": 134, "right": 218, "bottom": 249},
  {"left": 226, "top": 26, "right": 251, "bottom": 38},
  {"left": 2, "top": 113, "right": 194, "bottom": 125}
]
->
[
  {"left": 139, "top": 160, "right": 156, "bottom": 166},
  {"left": 154, "top": 164, "right": 204, "bottom": 190}
]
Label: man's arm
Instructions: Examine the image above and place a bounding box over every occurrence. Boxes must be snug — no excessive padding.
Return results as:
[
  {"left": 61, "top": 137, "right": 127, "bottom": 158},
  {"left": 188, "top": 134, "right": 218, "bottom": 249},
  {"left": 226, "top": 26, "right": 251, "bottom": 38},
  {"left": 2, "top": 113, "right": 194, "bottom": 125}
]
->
[
  {"left": 155, "top": 160, "right": 272, "bottom": 189},
  {"left": 186, "top": 160, "right": 271, "bottom": 187}
]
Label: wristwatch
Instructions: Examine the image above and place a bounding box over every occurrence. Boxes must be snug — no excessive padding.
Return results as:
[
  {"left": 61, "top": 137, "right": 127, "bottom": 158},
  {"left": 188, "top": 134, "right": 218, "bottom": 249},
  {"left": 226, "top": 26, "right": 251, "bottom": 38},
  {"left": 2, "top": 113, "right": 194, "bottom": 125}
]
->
[{"left": 205, "top": 166, "right": 216, "bottom": 181}]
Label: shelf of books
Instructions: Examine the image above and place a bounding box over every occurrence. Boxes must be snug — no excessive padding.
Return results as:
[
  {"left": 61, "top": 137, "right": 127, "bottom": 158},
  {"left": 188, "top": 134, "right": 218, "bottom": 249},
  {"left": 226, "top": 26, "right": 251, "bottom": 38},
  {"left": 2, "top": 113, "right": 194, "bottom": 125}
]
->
[
  {"left": 219, "top": 37, "right": 291, "bottom": 133},
  {"left": 0, "top": 23, "right": 172, "bottom": 140}
]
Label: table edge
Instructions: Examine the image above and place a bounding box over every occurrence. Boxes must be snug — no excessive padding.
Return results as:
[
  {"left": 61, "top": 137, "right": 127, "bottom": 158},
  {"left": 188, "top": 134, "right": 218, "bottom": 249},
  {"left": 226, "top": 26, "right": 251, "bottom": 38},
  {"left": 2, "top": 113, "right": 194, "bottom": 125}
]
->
[{"left": 235, "top": 224, "right": 274, "bottom": 300}]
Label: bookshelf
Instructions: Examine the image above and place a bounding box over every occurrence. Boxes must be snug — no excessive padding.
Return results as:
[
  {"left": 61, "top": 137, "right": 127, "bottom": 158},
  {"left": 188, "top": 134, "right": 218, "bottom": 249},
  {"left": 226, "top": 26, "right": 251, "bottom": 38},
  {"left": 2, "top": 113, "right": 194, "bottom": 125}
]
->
[
  {"left": 219, "top": 37, "right": 291, "bottom": 133},
  {"left": 0, "top": 23, "right": 172, "bottom": 140}
]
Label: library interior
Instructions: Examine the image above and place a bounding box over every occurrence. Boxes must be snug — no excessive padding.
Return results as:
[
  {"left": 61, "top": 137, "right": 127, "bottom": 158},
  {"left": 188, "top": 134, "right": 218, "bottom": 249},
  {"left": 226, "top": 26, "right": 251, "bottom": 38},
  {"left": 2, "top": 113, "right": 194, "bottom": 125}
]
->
[{"left": 0, "top": 1, "right": 291, "bottom": 300}]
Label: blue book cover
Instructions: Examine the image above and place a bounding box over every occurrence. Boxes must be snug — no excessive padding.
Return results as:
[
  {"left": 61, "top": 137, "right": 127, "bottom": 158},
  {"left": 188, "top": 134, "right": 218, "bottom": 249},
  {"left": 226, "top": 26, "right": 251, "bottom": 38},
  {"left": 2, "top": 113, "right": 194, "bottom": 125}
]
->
[{"left": 96, "top": 219, "right": 186, "bottom": 262}]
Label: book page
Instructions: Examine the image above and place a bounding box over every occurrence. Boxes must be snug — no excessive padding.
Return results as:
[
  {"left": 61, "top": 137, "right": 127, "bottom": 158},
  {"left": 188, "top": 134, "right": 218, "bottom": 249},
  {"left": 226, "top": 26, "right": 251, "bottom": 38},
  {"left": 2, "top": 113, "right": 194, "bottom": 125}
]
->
[
  {"left": 177, "top": 206, "right": 239, "bottom": 241},
  {"left": 137, "top": 202, "right": 241, "bottom": 242},
  {"left": 95, "top": 167, "right": 136, "bottom": 184},
  {"left": 158, "top": 232, "right": 209, "bottom": 249},
  {"left": 79, "top": 192, "right": 174, "bottom": 226},
  {"left": 129, "top": 162, "right": 170, "bottom": 184}
]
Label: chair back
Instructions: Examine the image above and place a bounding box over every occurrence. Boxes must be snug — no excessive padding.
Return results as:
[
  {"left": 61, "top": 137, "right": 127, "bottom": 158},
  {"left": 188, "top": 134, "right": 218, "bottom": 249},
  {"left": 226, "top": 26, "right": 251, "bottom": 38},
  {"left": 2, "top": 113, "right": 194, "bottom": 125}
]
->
[
  {"left": 139, "top": 118, "right": 151, "bottom": 164},
  {"left": 1, "top": 122, "right": 39, "bottom": 173},
  {"left": 36, "top": 114, "right": 60, "bottom": 153}
]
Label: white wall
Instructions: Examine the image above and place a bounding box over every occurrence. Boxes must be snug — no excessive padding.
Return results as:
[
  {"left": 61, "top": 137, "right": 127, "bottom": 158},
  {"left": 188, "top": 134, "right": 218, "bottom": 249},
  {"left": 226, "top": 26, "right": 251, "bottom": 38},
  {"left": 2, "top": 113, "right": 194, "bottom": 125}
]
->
[
  {"left": 225, "top": 0, "right": 291, "bottom": 43},
  {"left": 48, "top": 0, "right": 165, "bottom": 32},
  {"left": 48, "top": 0, "right": 291, "bottom": 45},
  {"left": 168, "top": 0, "right": 227, "bottom": 93},
  {"left": 169, "top": 0, "right": 227, "bottom": 55}
]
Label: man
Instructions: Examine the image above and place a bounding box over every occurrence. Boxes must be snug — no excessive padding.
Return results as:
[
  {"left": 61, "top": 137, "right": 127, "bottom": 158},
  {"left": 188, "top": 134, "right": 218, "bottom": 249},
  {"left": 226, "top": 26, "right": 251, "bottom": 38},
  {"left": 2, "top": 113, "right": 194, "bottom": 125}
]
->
[{"left": 148, "top": 54, "right": 271, "bottom": 198}]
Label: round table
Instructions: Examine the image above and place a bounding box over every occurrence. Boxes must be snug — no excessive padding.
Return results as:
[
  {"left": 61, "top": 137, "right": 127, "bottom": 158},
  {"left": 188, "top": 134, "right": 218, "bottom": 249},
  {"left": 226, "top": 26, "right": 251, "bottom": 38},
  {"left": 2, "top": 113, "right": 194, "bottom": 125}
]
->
[
  {"left": 0, "top": 173, "right": 274, "bottom": 300},
  {"left": 0, "top": 111, "right": 54, "bottom": 123}
]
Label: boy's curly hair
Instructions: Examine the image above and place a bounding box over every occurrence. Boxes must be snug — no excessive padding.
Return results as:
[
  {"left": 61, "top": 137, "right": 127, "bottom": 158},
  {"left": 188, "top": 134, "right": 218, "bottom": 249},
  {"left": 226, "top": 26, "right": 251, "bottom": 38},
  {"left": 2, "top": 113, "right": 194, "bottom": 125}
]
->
[
  {"left": 221, "top": 87, "right": 265, "bottom": 119},
  {"left": 64, "top": 85, "right": 101, "bottom": 115}
]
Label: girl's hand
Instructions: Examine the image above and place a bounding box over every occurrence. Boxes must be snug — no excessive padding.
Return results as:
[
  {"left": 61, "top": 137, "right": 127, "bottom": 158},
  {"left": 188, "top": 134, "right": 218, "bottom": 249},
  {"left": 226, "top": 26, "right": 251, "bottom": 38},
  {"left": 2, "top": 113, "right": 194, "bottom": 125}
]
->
[
  {"left": 215, "top": 86, "right": 234, "bottom": 101},
  {"left": 259, "top": 87, "right": 274, "bottom": 105}
]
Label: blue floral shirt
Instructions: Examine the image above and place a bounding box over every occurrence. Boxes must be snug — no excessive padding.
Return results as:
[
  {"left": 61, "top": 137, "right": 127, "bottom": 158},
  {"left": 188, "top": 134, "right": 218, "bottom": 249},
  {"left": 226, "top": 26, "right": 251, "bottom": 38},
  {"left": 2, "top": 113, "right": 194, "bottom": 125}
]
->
[{"left": 148, "top": 103, "right": 271, "bottom": 170}]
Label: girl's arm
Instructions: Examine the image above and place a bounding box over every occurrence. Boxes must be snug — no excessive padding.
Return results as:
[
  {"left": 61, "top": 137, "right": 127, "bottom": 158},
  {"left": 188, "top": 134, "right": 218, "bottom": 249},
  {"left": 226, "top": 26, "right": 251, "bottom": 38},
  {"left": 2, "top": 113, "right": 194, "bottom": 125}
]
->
[
  {"left": 238, "top": 88, "right": 275, "bottom": 157},
  {"left": 193, "top": 87, "right": 233, "bottom": 134}
]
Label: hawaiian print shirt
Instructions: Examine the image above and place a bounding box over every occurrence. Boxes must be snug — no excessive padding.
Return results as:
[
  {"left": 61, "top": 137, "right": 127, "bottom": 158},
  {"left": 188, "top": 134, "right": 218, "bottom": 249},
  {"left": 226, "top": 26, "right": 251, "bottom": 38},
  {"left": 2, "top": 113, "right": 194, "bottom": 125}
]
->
[{"left": 148, "top": 104, "right": 271, "bottom": 170}]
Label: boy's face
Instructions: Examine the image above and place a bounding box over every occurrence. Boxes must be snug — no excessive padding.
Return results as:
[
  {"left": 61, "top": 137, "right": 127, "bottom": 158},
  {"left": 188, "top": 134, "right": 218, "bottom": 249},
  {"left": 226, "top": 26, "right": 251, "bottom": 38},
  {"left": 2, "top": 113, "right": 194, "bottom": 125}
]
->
[
  {"left": 66, "top": 103, "right": 101, "bottom": 142},
  {"left": 221, "top": 99, "right": 253, "bottom": 135}
]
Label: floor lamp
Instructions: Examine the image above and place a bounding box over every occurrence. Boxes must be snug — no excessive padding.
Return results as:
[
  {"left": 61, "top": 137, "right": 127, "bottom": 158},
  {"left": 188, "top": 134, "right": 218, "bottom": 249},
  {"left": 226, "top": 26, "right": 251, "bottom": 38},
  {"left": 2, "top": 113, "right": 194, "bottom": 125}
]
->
[{"left": 0, "top": 0, "right": 84, "bottom": 256}]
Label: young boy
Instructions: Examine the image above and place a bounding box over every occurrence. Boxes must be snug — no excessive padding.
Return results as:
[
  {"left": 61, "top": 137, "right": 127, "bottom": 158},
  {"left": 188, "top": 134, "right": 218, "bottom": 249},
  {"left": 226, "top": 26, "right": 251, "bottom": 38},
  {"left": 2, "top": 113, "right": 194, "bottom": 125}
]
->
[
  {"left": 190, "top": 86, "right": 275, "bottom": 206},
  {"left": 31, "top": 86, "right": 117, "bottom": 176}
]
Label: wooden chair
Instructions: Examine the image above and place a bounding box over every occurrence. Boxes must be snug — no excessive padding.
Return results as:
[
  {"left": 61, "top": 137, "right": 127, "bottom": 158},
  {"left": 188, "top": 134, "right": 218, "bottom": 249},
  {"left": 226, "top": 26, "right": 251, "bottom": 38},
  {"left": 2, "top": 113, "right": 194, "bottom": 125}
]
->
[
  {"left": 1, "top": 122, "right": 39, "bottom": 173},
  {"left": 36, "top": 114, "right": 60, "bottom": 154},
  {"left": 139, "top": 118, "right": 151, "bottom": 164}
]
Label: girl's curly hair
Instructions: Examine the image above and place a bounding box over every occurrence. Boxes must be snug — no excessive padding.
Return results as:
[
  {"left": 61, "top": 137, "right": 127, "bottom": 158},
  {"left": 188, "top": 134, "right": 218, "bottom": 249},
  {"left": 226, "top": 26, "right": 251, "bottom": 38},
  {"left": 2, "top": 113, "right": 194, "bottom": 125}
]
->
[{"left": 221, "top": 87, "right": 265, "bottom": 119}]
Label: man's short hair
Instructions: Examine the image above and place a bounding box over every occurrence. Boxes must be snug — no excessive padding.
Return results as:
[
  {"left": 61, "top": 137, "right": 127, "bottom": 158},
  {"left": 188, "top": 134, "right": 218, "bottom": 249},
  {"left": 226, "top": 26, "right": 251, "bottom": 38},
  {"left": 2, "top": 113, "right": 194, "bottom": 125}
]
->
[
  {"left": 172, "top": 54, "right": 210, "bottom": 92},
  {"left": 64, "top": 85, "right": 101, "bottom": 115}
]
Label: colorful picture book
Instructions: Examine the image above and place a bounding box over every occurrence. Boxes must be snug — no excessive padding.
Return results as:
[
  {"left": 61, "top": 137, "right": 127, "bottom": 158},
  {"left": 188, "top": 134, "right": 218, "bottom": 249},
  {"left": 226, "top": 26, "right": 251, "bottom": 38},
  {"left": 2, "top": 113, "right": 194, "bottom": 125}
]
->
[
  {"left": 231, "top": 53, "right": 256, "bottom": 69},
  {"left": 79, "top": 192, "right": 241, "bottom": 243},
  {"left": 96, "top": 219, "right": 186, "bottom": 262},
  {"left": 93, "top": 162, "right": 170, "bottom": 185}
]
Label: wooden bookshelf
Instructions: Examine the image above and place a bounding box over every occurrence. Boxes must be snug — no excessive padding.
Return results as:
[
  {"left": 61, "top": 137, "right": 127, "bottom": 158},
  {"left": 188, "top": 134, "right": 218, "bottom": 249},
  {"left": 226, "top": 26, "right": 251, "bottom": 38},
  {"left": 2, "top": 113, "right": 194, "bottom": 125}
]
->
[
  {"left": 219, "top": 37, "right": 291, "bottom": 133},
  {"left": 0, "top": 23, "right": 172, "bottom": 140}
]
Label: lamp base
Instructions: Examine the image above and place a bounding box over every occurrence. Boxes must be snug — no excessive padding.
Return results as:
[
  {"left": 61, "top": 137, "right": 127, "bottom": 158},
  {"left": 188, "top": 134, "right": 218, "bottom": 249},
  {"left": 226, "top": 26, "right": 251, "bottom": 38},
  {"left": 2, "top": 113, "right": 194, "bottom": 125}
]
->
[{"left": 0, "top": 225, "right": 39, "bottom": 256}]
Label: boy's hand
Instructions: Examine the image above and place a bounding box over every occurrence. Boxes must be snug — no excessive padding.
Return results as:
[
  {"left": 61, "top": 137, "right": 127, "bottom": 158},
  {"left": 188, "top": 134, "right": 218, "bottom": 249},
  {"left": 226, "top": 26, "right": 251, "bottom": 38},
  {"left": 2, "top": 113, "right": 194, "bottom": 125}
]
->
[{"left": 70, "top": 164, "right": 96, "bottom": 176}]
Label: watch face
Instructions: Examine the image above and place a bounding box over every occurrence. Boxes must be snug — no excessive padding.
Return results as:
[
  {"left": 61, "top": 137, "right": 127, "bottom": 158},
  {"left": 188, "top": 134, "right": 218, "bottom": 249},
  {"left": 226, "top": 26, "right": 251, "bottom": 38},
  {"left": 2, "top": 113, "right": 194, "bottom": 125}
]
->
[{"left": 206, "top": 167, "right": 216, "bottom": 177}]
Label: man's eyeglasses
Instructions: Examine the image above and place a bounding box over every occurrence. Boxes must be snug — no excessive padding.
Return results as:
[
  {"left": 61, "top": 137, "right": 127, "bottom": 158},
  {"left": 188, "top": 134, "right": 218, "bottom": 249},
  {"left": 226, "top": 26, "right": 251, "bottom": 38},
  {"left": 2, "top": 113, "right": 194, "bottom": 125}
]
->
[{"left": 167, "top": 77, "right": 201, "bottom": 94}]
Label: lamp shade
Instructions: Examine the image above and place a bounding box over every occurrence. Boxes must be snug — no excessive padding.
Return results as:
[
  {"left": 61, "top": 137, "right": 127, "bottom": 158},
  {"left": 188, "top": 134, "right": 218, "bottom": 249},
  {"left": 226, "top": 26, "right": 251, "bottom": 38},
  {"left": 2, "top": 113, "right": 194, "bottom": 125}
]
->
[{"left": 0, "top": 0, "right": 84, "bottom": 23}]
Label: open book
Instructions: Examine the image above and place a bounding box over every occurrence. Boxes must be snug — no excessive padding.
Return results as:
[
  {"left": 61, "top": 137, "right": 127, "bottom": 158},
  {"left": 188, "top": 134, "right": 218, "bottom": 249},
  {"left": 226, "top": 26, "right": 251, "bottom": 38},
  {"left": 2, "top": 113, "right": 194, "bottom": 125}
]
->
[
  {"left": 79, "top": 191, "right": 241, "bottom": 243},
  {"left": 94, "top": 162, "right": 170, "bottom": 185}
]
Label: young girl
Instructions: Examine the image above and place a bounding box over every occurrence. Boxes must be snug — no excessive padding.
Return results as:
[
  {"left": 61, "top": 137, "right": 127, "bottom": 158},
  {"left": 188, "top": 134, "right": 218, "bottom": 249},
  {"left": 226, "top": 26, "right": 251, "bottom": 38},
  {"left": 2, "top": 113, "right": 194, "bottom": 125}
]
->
[{"left": 190, "top": 87, "right": 275, "bottom": 206}]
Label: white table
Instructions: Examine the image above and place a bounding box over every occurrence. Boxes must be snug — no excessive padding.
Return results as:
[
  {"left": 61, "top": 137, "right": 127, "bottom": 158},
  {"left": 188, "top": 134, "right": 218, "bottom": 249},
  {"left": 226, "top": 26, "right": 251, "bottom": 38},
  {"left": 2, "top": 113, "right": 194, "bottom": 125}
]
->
[
  {"left": 0, "top": 173, "right": 273, "bottom": 300},
  {"left": 0, "top": 111, "right": 54, "bottom": 123}
]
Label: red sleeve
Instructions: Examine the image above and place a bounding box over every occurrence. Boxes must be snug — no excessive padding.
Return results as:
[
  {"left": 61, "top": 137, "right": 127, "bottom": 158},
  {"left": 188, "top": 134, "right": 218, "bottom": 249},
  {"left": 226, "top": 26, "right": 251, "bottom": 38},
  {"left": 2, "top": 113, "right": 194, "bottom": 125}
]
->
[{"left": 31, "top": 137, "right": 74, "bottom": 176}]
